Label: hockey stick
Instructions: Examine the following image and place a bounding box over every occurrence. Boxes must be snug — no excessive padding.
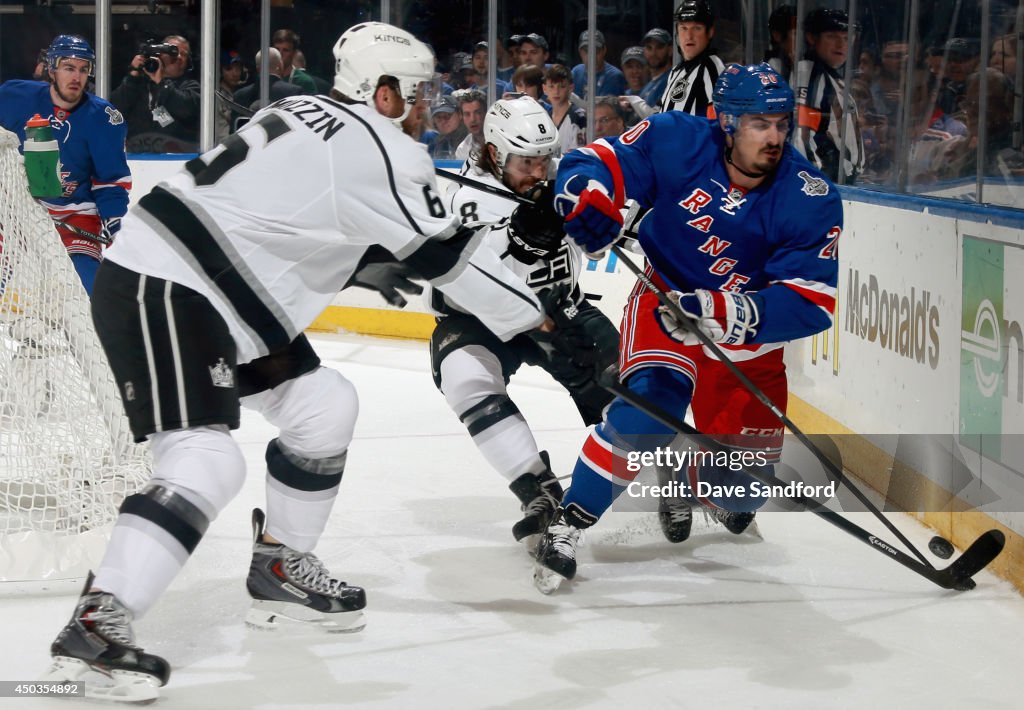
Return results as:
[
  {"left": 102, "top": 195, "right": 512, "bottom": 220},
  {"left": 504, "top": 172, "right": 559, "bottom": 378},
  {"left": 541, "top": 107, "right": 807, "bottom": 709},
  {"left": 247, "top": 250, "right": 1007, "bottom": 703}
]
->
[
  {"left": 608, "top": 246, "right": 940, "bottom": 568},
  {"left": 437, "top": 167, "right": 954, "bottom": 569},
  {"left": 597, "top": 369, "right": 1005, "bottom": 591},
  {"left": 51, "top": 218, "right": 111, "bottom": 246}
]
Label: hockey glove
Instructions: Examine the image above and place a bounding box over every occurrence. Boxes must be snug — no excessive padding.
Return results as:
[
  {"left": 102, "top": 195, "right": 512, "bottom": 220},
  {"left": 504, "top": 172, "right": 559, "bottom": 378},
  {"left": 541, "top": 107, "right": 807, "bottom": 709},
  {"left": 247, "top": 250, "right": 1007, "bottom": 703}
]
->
[
  {"left": 656, "top": 289, "right": 760, "bottom": 346},
  {"left": 554, "top": 175, "right": 624, "bottom": 257},
  {"left": 347, "top": 246, "right": 424, "bottom": 308},
  {"left": 530, "top": 285, "right": 619, "bottom": 369},
  {"left": 507, "top": 181, "right": 564, "bottom": 264},
  {"left": 100, "top": 217, "right": 121, "bottom": 246}
]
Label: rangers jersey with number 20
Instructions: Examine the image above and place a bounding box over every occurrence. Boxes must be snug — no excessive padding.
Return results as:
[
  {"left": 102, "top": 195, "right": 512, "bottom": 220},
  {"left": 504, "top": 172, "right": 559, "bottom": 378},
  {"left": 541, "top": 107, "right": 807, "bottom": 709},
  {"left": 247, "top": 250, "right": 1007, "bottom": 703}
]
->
[{"left": 557, "top": 110, "right": 841, "bottom": 347}]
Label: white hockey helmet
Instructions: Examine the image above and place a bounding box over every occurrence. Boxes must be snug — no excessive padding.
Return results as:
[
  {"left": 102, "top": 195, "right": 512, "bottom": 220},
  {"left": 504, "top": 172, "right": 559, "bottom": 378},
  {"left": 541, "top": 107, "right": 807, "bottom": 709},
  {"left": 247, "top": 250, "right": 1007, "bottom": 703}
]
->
[
  {"left": 332, "top": 22, "right": 435, "bottom": 120},
  {"left": 483, "top": 95, "right": 559, "bottom": 169}
]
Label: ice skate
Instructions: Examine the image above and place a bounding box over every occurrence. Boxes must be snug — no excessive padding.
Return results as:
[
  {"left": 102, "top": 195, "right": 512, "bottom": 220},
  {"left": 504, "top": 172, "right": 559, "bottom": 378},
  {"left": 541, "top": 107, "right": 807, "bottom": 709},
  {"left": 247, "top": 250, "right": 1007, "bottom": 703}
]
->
[
  {"left": 509, "top": 452, "right": 564, "bottom": 550},
  {"left": 710, "top": 507, "right": 759, "bottom": 536},
  {"left": 246, "top": 508, "right": 367, "bottom": 633},
  {"left": 47, "top": 573, "right": 170, "bottom": 704},
  {"left": 656, "top": 466, "right": 693, "bottom": 543},
  {"left": 658, "top": 496, "right": 694, "bottom": 543},
  {"left": 533, "top": 508, "right": 582, "bottom": 594}
]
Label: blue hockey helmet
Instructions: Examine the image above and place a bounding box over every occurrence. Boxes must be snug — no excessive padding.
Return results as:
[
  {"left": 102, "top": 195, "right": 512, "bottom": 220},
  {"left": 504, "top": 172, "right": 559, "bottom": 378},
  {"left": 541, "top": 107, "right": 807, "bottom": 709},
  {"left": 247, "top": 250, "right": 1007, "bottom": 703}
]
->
[
  {"left": 46, "top": 35, "right": 95, "bottom": 74},
  {"left": 713, "top": 62, "right": 794, "bottom": 134}
]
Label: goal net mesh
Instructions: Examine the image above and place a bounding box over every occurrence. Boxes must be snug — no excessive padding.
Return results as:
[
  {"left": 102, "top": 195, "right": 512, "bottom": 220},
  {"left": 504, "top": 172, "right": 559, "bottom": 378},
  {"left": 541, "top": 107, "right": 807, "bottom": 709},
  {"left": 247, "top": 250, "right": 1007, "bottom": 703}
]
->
[{"left": 0, "top": 126, "right": 150, "bottom": 584}]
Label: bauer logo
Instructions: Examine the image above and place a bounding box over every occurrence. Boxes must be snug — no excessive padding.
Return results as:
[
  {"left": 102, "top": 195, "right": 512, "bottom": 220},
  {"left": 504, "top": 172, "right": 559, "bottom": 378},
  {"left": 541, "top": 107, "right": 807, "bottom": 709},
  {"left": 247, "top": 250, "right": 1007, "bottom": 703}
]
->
[{"left": 959, "top": 236, "right": 1024, "bottom": 463}]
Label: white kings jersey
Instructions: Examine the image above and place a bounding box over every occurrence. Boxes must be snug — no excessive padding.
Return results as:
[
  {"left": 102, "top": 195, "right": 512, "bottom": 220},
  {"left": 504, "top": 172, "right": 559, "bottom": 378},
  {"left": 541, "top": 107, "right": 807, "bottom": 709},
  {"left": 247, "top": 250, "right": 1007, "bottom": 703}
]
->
[
  {"left": 105, "top": 96, "right": 543, "bottom": 363},
  {"left": 437, "top": 162, "right": 584, "bottom": 315}
]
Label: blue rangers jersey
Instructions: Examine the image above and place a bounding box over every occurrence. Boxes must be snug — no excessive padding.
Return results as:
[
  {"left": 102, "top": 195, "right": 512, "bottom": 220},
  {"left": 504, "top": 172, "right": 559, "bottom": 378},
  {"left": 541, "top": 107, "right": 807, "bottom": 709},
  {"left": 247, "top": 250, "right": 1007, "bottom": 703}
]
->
[
  {"left": 0, "top": 80, "right": 130, "bottom": 223},
  {"left": 556, "top": 111, "right": 841, "bottom": 354}
]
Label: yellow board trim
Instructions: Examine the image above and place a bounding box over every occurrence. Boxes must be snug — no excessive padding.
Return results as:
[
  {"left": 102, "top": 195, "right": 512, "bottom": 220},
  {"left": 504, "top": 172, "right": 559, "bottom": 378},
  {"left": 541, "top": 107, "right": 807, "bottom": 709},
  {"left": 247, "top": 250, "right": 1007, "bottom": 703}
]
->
[{"left": 308, "top": 305, "right": 435, "bottom": 341}]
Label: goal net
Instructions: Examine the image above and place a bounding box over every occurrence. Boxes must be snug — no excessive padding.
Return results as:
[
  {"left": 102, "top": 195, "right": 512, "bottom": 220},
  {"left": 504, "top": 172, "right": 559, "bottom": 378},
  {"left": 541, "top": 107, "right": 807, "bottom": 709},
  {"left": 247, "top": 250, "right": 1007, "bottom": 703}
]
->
[{"left": 0, "top": 126, "right": 150, "bottom": 586}]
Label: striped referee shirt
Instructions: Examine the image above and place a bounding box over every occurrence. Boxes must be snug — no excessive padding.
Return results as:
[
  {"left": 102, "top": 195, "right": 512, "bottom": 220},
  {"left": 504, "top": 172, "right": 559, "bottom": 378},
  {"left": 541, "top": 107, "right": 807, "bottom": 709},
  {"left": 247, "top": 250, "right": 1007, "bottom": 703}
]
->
[
  {"left": 655, "top": 51, "right": 725, "bottom": 116},
  {"left": 794, "top": 57, "right": 864, "bottom": 183}
]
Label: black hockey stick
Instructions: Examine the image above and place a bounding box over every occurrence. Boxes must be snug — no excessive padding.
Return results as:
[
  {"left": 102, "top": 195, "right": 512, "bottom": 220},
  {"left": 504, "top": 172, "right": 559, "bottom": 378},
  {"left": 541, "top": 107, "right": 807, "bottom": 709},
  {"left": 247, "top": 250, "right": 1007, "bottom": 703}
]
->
[
  {"left": 436, "top": 167, "right": 966, "bottom": 570},
  {"left": 598, "top": 370, "right": 1005, "bottom": 591},
  {"left": 51, "top": 218, "right": 111, "bottom": 246},
  {"left": 608, "top": 245, "right": 939, "bottom": 567}
]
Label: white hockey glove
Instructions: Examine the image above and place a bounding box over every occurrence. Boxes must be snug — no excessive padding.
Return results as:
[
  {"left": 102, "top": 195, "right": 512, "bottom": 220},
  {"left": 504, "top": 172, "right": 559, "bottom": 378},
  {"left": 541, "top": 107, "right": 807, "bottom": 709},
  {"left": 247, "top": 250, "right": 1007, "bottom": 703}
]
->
[
  {"left": 100, "top": 217, "right": 121, "bottom": 246},
  {"left": 656, "top": 289, "right": 760, "bottom": 346}
]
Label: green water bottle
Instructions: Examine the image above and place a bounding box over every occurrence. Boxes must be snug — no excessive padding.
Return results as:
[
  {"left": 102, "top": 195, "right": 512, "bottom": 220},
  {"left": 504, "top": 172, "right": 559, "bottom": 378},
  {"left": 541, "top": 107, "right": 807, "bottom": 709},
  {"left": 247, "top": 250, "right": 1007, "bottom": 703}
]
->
[{"left": 23, "top": 114, "right": 62, "bottom": 198}]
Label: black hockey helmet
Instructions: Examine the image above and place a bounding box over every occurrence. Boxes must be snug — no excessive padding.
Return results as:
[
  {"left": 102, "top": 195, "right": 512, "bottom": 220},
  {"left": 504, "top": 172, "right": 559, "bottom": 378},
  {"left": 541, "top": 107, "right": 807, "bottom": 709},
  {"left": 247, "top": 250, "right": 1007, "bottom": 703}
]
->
[
  {"left": 674, "top": 0, "right": 715, "bottom": 28},
  {"left": 804, "top": 7, "right": 851, "bottom": 34}
]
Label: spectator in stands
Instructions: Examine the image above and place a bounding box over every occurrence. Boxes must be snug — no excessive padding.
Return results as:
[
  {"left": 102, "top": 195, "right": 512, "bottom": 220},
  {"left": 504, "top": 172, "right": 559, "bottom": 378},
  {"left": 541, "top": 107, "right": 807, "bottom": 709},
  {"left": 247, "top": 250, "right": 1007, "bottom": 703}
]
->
[
  {"left": 232, "top": 48, "right": 303, "bottom": 115},
  {"left": 31, "top": 47, "right": 48, "bottom": 81},
  {"left": 936, "top": 38, "right": 980, "bottom": 116},
  {"left": 271, "top": 28, "right": 317, "bottom": 94},
  {"left": 989, "top": 33, "right": 1017, "bottom": 81},
  {"left": 593, "top": 95, "right": 627, "bottom": 139},
  {"left": 216, "top": 50, "right": 245, "bottom": 142},
  {"left": 511, "top": 64, "right": 547, "bottom": 105},
  {"left": 621, "top": 46, "right": 649, "bottom": 96},
  {"left": 765, "top": 4, "right": 796, "bottom": 81},
  {"left": 794, "top": 7, "right": 863, "bottom": 182},
  {"left": 507, "top": 34, "right": 526, "bottom": 73},
  {"left": 543, "top": 64, "right": 586, "bottom": 155},
  {"left": 871, "top": 40, "right": 911, "bottom": 125},
  {"left": 454, "top": 88, "right": 487, "bottom": 161},
  {"left": 430, "top": 95, "right": 467, "bottom": 160},
  {"left": 110, "top": 34, "right": 200, "bottom": 153},
  {"left": 293, "top": 50, "right": 331, "bottom": 94},
  {"left": 936, "top": 67, "right": 1018, "bottom": 179},
  {"left": 572, "top": 29, "right": 625, "bottom": 100},
  {"left": 519, "top": 34, "right": 550, "bottom": 69},
  {"left": 469, "top": 42, "right": 513, "bottom": 98},
  {"left": 905, "top": 69, "right": 967, "bottom": 184},
  {"left": 639, "top": 28, "right": 673, "bottom": 106},
  {"left": 496, "top": 38, "right": 515, "bottom": 83}
]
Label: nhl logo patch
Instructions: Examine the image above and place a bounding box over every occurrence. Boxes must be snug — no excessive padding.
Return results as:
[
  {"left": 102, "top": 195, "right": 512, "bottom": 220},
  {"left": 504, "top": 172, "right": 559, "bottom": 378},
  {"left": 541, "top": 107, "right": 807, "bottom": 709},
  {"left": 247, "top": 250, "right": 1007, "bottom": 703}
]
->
[
  {"left": 209, "top": 358, "right": 234, "bottom": 388},
  {"left": 797, "top": 171, "right": 829, "bottom": 197}
]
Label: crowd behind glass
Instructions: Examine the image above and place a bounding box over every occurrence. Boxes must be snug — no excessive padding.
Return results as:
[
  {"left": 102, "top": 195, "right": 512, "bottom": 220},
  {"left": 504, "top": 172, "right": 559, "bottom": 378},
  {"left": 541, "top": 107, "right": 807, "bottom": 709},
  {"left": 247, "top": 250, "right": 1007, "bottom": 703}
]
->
[{"left": 0, "top": 0, "right": 1020, "bottom": 209}]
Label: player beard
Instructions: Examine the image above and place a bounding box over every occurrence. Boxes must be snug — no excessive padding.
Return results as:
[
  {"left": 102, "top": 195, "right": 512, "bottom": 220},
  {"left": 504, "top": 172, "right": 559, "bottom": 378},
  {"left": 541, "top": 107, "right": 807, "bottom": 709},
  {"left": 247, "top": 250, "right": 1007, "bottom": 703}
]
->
[
  {"left": 54, "top": 82, "right": 84, "bottom": 106},
  {"left": 752, "top": 146, "right": 782, "bottom": 173}
]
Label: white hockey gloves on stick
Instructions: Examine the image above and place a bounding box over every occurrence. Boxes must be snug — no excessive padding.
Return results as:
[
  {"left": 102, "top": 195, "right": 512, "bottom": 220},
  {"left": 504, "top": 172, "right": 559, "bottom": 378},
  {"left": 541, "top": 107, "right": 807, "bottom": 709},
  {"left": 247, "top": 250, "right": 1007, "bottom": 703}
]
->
[{"left": 657, "top": 289, "right": 760, "bottom": 346}]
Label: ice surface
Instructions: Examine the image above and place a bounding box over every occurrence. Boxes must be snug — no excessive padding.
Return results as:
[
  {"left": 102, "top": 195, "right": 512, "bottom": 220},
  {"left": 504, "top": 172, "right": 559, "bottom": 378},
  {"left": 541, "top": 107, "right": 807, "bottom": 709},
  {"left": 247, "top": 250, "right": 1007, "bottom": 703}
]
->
[{"left": 3, "top": 332, "right": 1023, "bottom": 709}]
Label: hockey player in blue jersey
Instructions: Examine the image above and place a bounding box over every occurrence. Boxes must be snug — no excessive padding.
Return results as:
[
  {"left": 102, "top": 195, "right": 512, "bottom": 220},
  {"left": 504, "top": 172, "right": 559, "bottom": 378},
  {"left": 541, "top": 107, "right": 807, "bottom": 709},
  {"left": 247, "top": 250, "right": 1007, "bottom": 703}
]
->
[
  {"left": 533, "top": 63, "right": 842, "bottom": 591},
  {"left": 0, "top": 35, "right": 130, "bottom": 295}
]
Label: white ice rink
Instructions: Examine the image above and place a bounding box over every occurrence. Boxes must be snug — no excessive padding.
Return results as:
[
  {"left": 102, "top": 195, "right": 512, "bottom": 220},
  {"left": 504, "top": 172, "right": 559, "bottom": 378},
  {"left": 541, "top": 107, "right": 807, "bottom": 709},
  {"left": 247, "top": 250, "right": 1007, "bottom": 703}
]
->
[{"left": 3, "top": 331, "right": 1023, "bottom": 709}]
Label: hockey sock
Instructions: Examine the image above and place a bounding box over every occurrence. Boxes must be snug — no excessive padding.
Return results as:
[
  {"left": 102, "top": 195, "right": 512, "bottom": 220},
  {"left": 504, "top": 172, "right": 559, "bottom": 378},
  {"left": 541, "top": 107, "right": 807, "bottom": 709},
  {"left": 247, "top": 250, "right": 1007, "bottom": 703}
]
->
[
  {"left": 560, "top": 368, "right": 694, "bottom": 523},
  {"left": 264, "top": 438, "right": 345, "bottom": 553}
]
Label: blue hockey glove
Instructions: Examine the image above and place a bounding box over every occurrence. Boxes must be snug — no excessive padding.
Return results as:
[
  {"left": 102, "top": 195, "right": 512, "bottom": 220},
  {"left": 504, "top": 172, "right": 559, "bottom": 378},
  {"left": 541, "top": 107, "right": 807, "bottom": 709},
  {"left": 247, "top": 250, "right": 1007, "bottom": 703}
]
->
[
  {"left": 553, "top": 175, "right": 623, "bottom": 257},
  {"left": 656, "top": 289, "right": 760, "bottom": 346}
]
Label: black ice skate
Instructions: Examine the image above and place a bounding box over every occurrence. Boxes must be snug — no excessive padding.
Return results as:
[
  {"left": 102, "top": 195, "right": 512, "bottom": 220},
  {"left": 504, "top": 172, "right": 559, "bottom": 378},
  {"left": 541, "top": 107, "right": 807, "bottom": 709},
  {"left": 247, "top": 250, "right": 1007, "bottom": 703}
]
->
[
  {"left": 656, "top": 466, "right": 693, "bottom": 543},
  {"left": 246, "top": 508, "right": 367, "bottom": 633},
  {"left": 47, "top": 573, "right": 170, "bottom": 704},
  {"left": 711, "top": 507, "right": 757, "bottom": 535},
  {"left": 533, "top": 508, "right": 583, "bottom": 594},
  {"left": 508, "top": 451, "right": 564, "bottom": 546}
]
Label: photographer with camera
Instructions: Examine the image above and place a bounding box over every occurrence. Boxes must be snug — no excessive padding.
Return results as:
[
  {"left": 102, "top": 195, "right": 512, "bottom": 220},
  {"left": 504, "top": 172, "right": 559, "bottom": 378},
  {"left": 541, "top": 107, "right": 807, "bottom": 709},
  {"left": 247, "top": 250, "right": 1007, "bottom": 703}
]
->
[{"left": 110, "top": 35, "right": 200, "bottom": 153}]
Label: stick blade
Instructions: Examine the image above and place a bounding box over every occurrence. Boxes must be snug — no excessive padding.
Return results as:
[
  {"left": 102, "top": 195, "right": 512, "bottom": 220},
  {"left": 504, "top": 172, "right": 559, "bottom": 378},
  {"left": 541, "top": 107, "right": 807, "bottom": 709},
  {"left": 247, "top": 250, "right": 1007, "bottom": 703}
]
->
[{"left": 936, "top": 529, "right": 1005, "bottom": 590}]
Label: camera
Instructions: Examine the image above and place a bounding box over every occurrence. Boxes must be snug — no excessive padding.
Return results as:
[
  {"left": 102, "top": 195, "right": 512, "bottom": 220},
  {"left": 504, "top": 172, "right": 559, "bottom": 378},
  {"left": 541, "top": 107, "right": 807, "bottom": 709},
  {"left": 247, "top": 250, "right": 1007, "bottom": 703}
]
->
[{"left": 139, "top": 42, "right": 179, "bottom": 73}]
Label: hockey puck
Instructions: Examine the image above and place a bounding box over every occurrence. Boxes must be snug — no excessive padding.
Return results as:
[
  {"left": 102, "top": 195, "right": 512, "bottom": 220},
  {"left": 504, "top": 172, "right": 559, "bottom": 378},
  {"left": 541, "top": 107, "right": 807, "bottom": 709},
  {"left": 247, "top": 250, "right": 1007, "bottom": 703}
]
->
[{"left": 929, "top": 535, "right": 955, "bottom": 559}]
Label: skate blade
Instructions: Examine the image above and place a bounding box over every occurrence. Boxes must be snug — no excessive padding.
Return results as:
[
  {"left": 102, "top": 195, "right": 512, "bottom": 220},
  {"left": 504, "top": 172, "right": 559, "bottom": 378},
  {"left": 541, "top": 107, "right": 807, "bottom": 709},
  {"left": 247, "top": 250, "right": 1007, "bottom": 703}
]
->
[
  {"left": 46, "top": 656, "right": 162, "bottom": 704},
  {"left": 532, "top": 563, "right": 566, "bottom": 595},
  {"left": 744, "top": 520, "right": 763, "bottom": 540},
  {"left": 246, "top": 601, "right": 366, "bottom": 634},
  {"left": 521, "top": 533, "right": 542, "bottom": 558}
]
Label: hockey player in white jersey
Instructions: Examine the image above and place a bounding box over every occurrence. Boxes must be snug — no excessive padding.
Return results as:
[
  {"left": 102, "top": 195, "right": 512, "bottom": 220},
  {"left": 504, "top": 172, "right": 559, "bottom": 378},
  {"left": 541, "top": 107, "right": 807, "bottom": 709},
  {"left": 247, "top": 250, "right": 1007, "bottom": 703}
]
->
[
  {"left": 47, "top": 23, "right": 544, "bottom": 702},
  {"left": 432, "top": 96, "right": 619, "bottom": 550}
]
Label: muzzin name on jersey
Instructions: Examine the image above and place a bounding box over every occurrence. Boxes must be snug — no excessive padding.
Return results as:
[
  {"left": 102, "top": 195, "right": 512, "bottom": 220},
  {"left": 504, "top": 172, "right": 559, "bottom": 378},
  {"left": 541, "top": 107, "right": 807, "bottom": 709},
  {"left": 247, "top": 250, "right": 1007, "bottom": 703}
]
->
[{"left": 267, "top": 98, "right": 346, "bottom": 141}]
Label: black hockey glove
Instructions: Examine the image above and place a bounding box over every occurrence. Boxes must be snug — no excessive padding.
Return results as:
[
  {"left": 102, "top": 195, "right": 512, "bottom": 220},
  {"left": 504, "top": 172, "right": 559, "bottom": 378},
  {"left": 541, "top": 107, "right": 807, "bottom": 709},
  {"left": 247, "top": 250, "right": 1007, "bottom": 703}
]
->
[
  {"left": 529, "top": 285, "right": 619, "bottom": 370},
  {"left": 507, "top": 181, "right": 565, "bottom": 265},
  {"left": 346, "top": 246, "right": 424, "bottom": 308}
]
